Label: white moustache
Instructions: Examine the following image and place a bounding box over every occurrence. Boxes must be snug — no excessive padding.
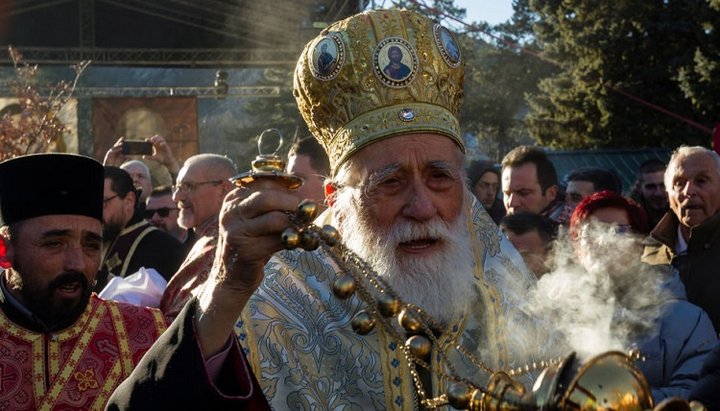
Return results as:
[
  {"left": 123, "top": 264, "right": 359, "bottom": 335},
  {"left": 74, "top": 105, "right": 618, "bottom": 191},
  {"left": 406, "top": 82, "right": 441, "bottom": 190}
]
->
[{"left": 386, "top": 218, "right": 453, "bottom": 247}]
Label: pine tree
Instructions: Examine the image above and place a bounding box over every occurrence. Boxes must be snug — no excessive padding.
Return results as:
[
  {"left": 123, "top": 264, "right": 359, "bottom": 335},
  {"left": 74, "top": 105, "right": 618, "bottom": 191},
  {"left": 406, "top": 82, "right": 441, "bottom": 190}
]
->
[
  {"left": 677, "top": 0, "right": 720, "bottom": 119},
  {"left": 459, "top": 0, "right": 558, "bottom": 160},
  {"left": 525, "top": 0, "right": 716, "bottom": 149}
]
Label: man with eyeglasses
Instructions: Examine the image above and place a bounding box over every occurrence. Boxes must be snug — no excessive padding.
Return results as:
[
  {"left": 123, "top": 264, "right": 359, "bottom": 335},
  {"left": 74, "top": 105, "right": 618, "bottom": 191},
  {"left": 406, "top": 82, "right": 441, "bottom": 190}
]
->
[
  {"left": 159, "top": 153, "right": 236, "bottom": 319},
  {"left": 98, "top": 166, "right": 186, "bottom": 292}
]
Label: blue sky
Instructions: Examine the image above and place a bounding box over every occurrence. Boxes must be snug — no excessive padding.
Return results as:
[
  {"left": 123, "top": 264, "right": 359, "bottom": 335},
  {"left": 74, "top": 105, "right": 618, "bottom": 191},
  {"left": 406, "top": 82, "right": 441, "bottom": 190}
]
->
[{"left": 453, "top": 0, "right": 514, "bottom": 25}]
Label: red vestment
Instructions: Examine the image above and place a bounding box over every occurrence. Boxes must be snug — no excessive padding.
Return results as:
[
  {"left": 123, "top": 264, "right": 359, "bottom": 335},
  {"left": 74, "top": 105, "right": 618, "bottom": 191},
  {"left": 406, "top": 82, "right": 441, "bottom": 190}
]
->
[
  {"left": 160, "top": 218, "right": 218, "bottom": 319},
  {"left": 0, "top": 294, "right": 167, "bottom": 410}
]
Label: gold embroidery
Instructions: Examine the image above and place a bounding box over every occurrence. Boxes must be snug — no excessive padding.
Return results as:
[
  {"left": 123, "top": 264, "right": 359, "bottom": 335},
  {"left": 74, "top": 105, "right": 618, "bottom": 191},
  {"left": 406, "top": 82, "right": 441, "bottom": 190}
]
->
[
  {"left": 38, "top": 302, "right": 106, "bottom": 410},
  {"left": 91, "top": 361, "right": 122, "bottom": 410},
  {"left": 107, "top": 302, "right": 133, "bottom": 376},
  {"left": 294, "top": 9, "right": 465, "bottom": 172},
  {"left": 104, "top": 253, "right": 122, "bottom": 273},
  {"left": 73, "top": 368, "right": 98, "bottom": 391}
]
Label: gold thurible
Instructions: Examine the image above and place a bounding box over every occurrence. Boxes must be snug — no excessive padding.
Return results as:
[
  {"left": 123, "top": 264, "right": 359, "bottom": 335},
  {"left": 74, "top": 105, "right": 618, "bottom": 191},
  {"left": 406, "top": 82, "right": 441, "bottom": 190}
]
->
[{"left": 229, "top": 128, "right": 303, "bottom": 190}]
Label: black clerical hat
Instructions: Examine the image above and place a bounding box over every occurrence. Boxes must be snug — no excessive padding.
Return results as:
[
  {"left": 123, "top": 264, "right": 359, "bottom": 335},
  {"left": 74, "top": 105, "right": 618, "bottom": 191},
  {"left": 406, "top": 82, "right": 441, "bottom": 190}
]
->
[{"left": 0, "top": 153, "right": 104, "bottom": 225}]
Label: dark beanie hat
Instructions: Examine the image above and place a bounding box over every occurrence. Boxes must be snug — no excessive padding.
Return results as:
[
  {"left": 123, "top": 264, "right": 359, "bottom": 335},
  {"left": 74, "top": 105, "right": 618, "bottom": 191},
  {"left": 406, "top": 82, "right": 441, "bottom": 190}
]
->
[{"left": 0, "top": 153, "right": 104, "bottom": 225}]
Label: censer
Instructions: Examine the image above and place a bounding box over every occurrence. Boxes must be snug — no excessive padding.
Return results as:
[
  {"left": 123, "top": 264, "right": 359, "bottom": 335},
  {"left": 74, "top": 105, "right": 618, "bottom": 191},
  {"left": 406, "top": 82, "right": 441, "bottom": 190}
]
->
[{"left": 231, "top": 130, "right": 706, "bottom": 411}]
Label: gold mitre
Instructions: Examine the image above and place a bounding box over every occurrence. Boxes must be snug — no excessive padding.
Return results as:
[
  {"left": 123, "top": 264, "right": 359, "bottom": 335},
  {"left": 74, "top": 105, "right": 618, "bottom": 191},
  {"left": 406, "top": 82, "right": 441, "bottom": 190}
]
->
[{"left": 293, "top": 9, "right": 465, "bottom": 173}]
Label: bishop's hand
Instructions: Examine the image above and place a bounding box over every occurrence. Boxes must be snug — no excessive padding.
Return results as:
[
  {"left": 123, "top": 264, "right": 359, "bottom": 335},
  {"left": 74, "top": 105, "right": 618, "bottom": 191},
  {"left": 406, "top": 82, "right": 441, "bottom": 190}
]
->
[{"left": 215, "top": 180, "right": 301, "bottom": 294}]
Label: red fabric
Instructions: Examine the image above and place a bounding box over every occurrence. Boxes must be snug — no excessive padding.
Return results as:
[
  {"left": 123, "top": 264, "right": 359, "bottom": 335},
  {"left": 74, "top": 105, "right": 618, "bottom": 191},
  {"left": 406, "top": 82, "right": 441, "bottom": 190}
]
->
[
  {"left": 713, "top": 124, "right": 720, "bottom": 155},
  {"left": 0, "top": 295, "right": 167, "bottom": 410},
  {"left": 160, "top": 218, "right": 218, "bottom": 320}
]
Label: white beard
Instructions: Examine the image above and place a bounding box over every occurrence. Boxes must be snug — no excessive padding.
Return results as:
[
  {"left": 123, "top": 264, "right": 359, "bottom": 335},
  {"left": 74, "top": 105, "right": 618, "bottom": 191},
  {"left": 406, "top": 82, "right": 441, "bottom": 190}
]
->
[{"left": 334, "top": 190, "right": 476, "bottom": 327}]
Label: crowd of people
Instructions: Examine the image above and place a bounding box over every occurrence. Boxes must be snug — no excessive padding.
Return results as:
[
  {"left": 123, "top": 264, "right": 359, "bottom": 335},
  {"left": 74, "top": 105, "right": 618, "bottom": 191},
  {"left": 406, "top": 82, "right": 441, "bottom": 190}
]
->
[{"left": 0, "top": 7, "right": 718, "bottom": 411}]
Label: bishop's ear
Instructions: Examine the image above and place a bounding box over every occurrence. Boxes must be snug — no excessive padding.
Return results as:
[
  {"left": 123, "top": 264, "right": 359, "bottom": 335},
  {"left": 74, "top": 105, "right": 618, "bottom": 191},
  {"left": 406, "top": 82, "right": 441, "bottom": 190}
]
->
[{"left": 324, "top": 182, "right": 337, "bottom": 208}]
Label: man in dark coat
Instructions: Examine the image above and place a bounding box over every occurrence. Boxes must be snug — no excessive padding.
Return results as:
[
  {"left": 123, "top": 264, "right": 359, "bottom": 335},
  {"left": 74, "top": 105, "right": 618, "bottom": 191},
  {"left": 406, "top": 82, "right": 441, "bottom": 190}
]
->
[
  {"left": 97, "top": 166, "right": 186, "bottom": 291},
  {"left": 642, "top": 146, "right": 720, "bottom": 332}
]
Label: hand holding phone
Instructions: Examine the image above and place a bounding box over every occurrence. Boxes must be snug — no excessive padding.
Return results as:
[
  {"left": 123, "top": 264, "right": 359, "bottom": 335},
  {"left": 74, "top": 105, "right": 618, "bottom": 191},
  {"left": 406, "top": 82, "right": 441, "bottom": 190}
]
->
[{"left": 121, "top": 140, "right": 154, "bottom": 155}]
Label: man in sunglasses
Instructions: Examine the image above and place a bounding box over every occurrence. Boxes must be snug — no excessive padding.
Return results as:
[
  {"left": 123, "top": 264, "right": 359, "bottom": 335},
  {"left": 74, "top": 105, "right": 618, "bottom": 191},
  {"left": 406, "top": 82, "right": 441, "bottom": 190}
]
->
[
  {"left": 98, "top": 166, "right": 186, "bottom": 292},
  {"left": 146, "top": 186, "right": 189, "bottom": 244}
]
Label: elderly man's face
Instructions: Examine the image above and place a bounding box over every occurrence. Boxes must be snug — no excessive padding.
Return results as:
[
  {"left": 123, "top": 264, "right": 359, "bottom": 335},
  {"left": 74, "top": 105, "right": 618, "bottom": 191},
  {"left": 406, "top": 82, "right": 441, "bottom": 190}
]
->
[
  {"left": 332, "top": 134, "right": 473, "bottom": 324},
  {"left": 338, "top": 134, "right": 464, "bottom": 253},
  {"left": 502, "top": 163, "right": 556, "bottom": 215},
  {"left": 173, "top": 163, "right": 225, "bottom": 229},
  {"left": 121, "top": 163, "right": 152, "bottom": 203},
  {"left": 667, "top": 152, "right": 720, "bottom": 229},
  {"left": 5, "top": 215, "right": 101, "bottom": 329}
]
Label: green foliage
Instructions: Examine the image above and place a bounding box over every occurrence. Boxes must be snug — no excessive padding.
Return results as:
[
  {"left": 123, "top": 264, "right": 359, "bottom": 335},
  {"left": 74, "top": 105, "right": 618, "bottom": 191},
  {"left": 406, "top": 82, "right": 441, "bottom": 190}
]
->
[
  {"left": 525, "top": 0, "right": 716, "bottom": 149},
  {"left": 459, "top": 0, "right": 558, "bottom": 161},
  {"left": 677, "top": 0, "right": 720, "bottom": 118}
]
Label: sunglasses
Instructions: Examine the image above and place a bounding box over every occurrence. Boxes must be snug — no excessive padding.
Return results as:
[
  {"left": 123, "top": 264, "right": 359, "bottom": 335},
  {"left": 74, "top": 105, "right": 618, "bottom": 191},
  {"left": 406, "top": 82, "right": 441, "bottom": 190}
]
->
[{"left": 144, "top": 207, "right": 178, "bottom": 219}]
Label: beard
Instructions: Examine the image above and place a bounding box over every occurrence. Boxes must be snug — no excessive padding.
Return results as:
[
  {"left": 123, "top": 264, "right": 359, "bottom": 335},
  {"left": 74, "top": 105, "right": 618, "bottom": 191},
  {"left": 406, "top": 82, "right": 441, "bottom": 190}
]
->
[
  {"left": 9, "top": 269, "right": 92, "bottom": 331},
  {"left": 177, "top": 207, "right": 195, "bottom": 230},
  {"left": 103, "top": 211, "right": 126, "bottom": 243},
  {"left": 103, "top": 223, "right": 122, "bottom": 243},
  {"left": 334, "top": 190, "right": 476, "bottom": 327}
]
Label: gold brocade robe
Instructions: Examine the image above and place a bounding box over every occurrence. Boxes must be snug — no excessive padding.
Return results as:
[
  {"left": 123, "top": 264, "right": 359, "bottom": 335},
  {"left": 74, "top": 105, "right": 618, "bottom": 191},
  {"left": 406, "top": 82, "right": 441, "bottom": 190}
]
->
[
  {"left": 0, "top": 294, "right": 167, "bottom": 410},
  {"left": 237, "top": 198, "right": 547, "bottom": 410}
]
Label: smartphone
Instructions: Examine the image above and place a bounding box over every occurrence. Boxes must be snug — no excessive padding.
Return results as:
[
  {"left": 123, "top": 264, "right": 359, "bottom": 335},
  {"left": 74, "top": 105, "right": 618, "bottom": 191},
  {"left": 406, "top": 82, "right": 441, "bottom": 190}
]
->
[{"left": 121, "top": 140, "right": 153, "bottom": 155}]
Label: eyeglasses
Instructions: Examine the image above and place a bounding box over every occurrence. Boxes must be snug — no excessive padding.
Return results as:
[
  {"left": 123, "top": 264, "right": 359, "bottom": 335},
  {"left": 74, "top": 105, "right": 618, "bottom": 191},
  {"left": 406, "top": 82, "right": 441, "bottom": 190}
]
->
[
  {"left": 614, "top": 224, "right": 633, "bottom": 235},
  {"left": 578, "top": 223, "right": 634, "bottom": 241},
  {"left": 144, "top": 207, "right": 178, "bottom": 219},
  {"left": 103, "top": 194, "right": 120, "bottom": 206},
  {"left": 172, "top": 180, "right": 223, "bottom": 194}
]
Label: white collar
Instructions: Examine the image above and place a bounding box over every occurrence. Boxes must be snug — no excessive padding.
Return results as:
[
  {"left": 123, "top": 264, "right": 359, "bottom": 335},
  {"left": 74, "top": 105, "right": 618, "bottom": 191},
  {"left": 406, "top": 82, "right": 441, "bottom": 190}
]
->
[{"left": 675, "top": 224, "right": 688, "bottom": 254}]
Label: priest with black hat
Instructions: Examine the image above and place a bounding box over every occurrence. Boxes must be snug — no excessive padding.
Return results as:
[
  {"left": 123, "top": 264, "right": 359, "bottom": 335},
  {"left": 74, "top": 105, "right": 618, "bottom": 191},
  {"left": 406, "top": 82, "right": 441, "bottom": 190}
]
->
[{"left": 0, "top": 153, "right": 168, "bottom": 410}]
